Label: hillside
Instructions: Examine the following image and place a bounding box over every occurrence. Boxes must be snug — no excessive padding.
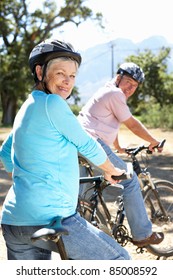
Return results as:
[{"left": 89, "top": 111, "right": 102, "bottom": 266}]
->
[{"left": 75, "top": 36, "right": 173, "bottom": 104}]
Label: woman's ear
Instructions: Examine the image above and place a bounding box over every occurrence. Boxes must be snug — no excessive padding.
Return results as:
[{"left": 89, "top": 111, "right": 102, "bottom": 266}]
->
[{"left": 35, "top": 65, "right": 43, "bottom": 81}]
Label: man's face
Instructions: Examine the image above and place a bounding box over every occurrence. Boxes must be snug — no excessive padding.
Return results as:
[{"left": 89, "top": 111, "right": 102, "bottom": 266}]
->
[{"left": 118, "top": 75, "right": 139, "bottom": 99}]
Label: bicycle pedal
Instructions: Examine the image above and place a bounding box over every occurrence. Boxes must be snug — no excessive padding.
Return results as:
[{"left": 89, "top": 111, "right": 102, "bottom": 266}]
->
[{"left": 136, "top": 246, "right": 147, "bottom": 254}]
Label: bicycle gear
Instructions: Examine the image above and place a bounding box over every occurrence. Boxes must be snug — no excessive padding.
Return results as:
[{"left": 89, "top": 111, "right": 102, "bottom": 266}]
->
[{"left": 113, "top": 225, "right": 130, "bottom": 247}]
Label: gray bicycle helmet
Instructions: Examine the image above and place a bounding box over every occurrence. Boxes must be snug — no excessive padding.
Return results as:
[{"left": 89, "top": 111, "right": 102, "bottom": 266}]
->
[
  {"left": 117, "top": 62, "right": 145, "bottom": 83},
  {"left": 29, "top": 39, "right": 82, "bottom": 73}
]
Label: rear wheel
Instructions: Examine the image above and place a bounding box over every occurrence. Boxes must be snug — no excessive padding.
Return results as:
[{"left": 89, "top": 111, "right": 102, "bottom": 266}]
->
[{"left": 143, "top": 180, "right": 173, "bottom": 257}]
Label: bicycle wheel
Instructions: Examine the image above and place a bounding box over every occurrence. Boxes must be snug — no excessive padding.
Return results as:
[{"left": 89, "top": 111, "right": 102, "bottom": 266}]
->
[
  {"left": 143, "top": 180, "right": 173, "bottom": 257},
  {"left": 78, "top": 199, "right": 111, "bottom": 235}
]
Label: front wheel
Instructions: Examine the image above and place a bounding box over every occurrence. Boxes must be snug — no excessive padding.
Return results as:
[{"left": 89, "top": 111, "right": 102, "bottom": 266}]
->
[{"left": 143, "top": 180, "right": 173, "bottom": 257}]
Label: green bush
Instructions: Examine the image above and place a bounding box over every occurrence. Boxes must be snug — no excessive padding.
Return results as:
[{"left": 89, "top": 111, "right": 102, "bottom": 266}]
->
[{"left": 139, "top": 104, "right": 173, "bottom": 129}]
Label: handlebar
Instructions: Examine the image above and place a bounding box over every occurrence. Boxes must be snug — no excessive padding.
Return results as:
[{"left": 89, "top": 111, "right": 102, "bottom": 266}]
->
[
  {"left": 80, "top": 162, "right": 133, "bottom": 185},
  {"left": 80, "top": 175, "right": 105, "bottom": 184},
  {"left": 125, "top": 139, "right": 166, "bottom": 156}
]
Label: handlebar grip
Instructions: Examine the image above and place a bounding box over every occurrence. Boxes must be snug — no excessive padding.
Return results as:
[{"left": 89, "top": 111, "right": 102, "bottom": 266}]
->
[
  {"left": 147, "top": 139, "right": 166, "bottom": 154},
  {"left": 158, "top": 139, "right": 166, "bottom": 148},
  {"left": 111, "top": 162, "right": 133, "bottom": 180},
  {"left": 111, "top": 172, "right": 132, "bottom": 180},
  {"left": 153, "top": 139, "right": 166, "bottom": 149}
]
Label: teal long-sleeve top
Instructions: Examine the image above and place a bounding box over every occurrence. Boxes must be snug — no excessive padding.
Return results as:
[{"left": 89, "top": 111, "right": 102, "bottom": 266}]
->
[{"left": 0, "top": 90, "right": 107, "bottom": 226}]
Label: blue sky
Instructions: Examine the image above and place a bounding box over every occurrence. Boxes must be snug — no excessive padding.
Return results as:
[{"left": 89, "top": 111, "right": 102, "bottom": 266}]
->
[{"left": 31, "top": 0, "right": 173, "bottom": 51}]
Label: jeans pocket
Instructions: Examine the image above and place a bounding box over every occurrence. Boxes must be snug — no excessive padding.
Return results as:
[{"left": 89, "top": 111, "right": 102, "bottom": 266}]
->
[{"left": 1, "top": 224, "right": 8, "bottom": 237}]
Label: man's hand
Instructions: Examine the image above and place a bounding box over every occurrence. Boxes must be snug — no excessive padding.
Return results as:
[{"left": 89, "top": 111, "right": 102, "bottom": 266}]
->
[
  {"left": 116, "top": 147, "right": 126, "bottom": 154},
  {"left": 148, "top": 140, "right": 164, "bottom": 153},
  {"left": 113, "top": 136, "right": 126, "bottom": 154}
]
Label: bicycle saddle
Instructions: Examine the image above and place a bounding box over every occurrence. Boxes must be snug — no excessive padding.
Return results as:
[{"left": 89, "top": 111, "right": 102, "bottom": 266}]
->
[{"left": 31, "top": 217, "right": 68, "bottom": 241}]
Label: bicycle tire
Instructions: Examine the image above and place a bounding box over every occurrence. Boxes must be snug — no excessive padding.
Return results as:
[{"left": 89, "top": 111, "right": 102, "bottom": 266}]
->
[
  {"left": 143, "top": 180, "right": 173, "bottom": 257},
  {"left": 78, "top": 199, "right": 111, "bottom": 235}
]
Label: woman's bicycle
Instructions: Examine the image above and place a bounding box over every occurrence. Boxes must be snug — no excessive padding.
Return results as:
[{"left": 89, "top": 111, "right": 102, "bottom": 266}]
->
[
  {"left": 30, "top": 172, "right": 131, "bottom": 260},
  {"left": 78, "top": 139, "right": 173, "bottom": 259}
]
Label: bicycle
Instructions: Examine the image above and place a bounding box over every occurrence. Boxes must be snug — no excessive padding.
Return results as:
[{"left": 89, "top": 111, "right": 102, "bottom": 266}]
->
[
  {"left": 78, "top": 139, "right": 173, "bottom": 259},
  {"left": 30, "top": 171, "right": 132, "bottom": 260}
]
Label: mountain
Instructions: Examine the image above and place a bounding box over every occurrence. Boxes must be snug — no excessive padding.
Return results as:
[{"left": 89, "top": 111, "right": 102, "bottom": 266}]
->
[{"left": 75, "top": 36, "right": 173, "bottom": 104}]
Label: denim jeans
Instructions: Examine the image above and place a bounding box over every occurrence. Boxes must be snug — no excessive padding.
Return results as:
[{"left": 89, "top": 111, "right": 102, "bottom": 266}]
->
[
  {"left": 1, "top": 224, "right": 52, "bottom": 260},
  {"left": 97, "top": 139, "right": 152, "bottom": 241},
  {"left": 1, "top": 213, "right": 131, "bottom": 260}
]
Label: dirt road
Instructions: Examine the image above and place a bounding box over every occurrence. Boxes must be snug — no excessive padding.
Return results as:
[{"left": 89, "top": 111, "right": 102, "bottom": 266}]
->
[{"left": 0, "top": 127, "right": 173, "bottom": 260}]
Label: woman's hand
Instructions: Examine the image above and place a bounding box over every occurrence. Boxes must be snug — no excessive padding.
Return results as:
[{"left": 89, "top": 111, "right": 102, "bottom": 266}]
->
[{"left": 104, "top": 167, "right": 125, "bottom": 184}]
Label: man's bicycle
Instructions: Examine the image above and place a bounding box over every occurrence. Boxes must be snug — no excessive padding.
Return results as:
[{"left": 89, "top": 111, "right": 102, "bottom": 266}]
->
[{"left": 78, "top": 139, "right": 173, "bottom": 259}]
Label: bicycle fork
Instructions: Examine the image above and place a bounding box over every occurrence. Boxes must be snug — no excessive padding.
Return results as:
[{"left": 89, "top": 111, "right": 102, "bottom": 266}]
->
[{"left": 141, "top": 172, "right": 169, "bottom": 220}]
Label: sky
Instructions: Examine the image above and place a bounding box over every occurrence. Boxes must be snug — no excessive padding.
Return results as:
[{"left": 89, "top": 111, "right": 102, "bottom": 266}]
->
[{"left": 48, "top": 0, "right": 173, "bottom": 51}]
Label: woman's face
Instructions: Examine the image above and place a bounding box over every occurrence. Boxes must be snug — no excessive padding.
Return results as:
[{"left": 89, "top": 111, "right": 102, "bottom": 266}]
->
[{"left": 36, "top": 58, "right": 78, "bottom": 99}]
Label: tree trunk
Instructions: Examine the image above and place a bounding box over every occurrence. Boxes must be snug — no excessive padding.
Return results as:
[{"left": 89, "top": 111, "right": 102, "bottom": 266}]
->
[{"left": 1, "top": 92, "right": 17, "bottom": 125}]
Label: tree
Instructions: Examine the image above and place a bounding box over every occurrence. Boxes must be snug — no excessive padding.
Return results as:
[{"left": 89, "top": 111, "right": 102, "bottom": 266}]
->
[
  {"left": 0, "top": 0, "right": 103, "bottom": 125},
  {"left": 70, "top": 86, "right": 81, "bottom": 105},
  {"left": 125, "top": 47, "right": 173, "bottom": 115}
]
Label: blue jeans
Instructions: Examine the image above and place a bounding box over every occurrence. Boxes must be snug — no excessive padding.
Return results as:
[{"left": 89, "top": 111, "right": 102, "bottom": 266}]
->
[
  {"left": 1, "top": 213, "right": 131, "bottom": 260},
  {"left": 97, "top": 139, "right": 152, "bottom": 241},
  {"left": 1, "top": 224, "right": 52, "bottom": 260}
]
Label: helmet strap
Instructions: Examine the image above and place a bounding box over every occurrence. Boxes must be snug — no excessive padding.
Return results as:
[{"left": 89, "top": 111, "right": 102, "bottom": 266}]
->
[
  {"left": 115, "top": 74, "right": 123, "bottom": 88},
  {"left": 41, "top": 81, "right": 51, "bottom": 94},
  {"left": 40, "top": 63, "right": 52, "bottom": 94}
]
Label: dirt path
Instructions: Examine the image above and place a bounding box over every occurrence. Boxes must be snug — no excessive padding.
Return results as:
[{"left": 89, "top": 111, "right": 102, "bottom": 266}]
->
[{"left": 0, "top": 127, "right": 173, "bottom": 260}]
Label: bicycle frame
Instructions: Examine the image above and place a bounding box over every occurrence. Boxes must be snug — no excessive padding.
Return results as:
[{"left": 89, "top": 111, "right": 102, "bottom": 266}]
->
[{"left": 79, "top": 176, "right": 132, "bottom": 246}]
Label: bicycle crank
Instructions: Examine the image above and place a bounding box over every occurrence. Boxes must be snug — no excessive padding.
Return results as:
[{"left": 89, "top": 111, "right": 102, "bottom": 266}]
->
[{"left": 113, "top": 225, "right": 131, "bottom": 247}]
